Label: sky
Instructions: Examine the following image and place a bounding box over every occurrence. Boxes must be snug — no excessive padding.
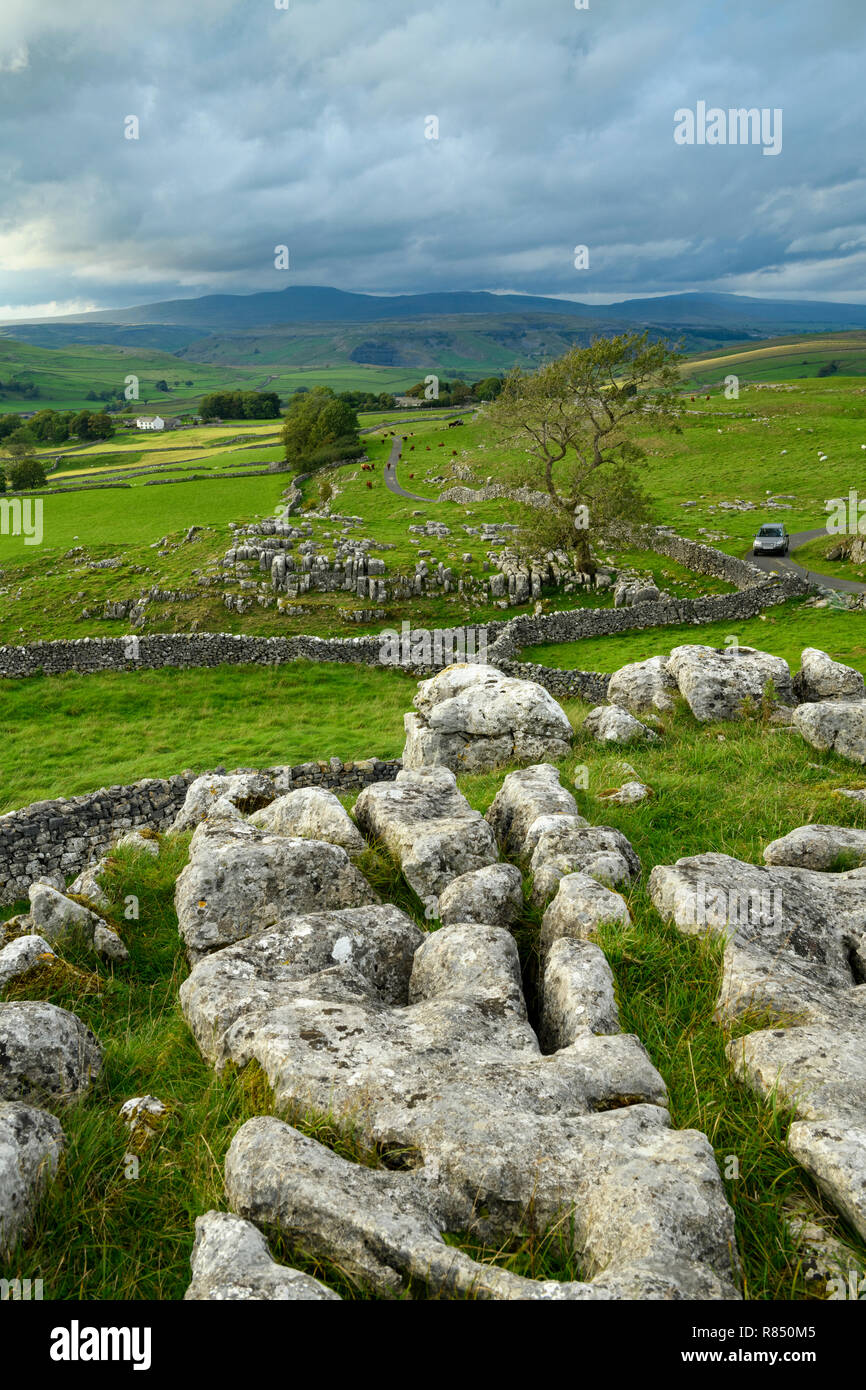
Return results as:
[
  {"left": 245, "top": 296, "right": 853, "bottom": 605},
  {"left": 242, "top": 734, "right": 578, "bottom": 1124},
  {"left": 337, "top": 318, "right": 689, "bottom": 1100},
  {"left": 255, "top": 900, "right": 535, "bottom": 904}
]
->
[{"left": 0, "top": 0, "right": 864, "bottom": 319}]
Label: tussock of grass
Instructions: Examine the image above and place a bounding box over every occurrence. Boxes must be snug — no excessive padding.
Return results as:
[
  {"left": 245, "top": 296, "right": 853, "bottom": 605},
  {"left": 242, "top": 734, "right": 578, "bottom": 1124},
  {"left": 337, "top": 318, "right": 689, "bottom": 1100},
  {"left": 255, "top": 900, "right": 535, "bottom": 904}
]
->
[
  {"left": 2, "top": 955, "right": 104, "bottom": 1001},
  {"left": 442, "top": 1213, "right": 584, "bottom": 1288}
]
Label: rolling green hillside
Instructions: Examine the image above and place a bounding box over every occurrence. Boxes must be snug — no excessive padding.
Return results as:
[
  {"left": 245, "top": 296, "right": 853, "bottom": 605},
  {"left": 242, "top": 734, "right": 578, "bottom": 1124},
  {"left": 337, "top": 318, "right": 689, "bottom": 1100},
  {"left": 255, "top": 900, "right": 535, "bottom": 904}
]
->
[
  {"left": 0, "top": 339, "right": 268, "bottom": 413},
  {"left": 683, "top": 333, "right": 866, "bottom": 384}
]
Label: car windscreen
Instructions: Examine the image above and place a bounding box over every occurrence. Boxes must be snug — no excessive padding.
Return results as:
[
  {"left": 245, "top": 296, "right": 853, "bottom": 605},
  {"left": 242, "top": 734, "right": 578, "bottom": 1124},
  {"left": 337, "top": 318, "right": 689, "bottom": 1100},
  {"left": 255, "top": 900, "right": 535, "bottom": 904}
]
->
[{"left": 758, "top": 526, "right": 782, "bottom": 536}]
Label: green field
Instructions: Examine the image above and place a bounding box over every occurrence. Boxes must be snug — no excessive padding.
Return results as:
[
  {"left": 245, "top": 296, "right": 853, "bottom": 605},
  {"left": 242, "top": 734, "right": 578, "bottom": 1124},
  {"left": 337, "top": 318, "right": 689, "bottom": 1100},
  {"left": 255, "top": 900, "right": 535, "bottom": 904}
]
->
[
  {"left": 0, "top": 339, "right": 260, "bottom": 414},
  {"left": 0, "top": 662, "right": 424, "bottom": 811},
  {"left": 0, "top": 472, "right": 286, "bottom": 557},
  {"left": 3, "top": 368, "right": 866, "bottom": 644},
  {"left": 683, "top": 333, "right": 866, "bottom": 385}
]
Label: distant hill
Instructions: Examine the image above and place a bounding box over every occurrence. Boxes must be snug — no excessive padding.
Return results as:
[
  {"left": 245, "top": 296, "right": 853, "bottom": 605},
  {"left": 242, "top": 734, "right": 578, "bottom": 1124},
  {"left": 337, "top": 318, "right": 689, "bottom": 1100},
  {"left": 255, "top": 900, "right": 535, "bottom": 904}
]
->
[
  {"left": 4, "top": 286, "right": 866, "bottom": 380},
  {"left": 4, "top": 285, "right": 866, "bottom": 336}
]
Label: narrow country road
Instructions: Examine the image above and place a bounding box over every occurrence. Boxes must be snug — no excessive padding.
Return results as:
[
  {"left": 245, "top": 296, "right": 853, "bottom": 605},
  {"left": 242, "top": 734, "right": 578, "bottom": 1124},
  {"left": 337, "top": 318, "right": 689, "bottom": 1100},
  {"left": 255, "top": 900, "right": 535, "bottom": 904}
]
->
[
  {"left": 749, "top": 525, "right": 866, "bottom": 593},
  {"left": 383, "top": 433, "right": 436, "bottom": 502}
]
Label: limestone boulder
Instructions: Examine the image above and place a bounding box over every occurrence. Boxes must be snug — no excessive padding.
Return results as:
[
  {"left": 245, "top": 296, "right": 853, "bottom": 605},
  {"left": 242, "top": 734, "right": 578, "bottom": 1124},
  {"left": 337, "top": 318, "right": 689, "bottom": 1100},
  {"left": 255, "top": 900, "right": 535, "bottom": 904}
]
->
[
  {"left": 184, "top": 1210, "right": 341, "bottom": 1301},
  {"left": 0, "top": 936, "right": 56, "bottom": 992},
  {"left": 170, "top": 772, "right": 277, "bottom": 833},
  {"left": 607, "top": 655, "right": 679, "bottom": 716},
  {"left": 93, "top": 923, "right": 129, "bottom": 963},
  {"left": 665, "top": 645, "right": 794, "bottom": 722},
  {"left": 25, "top": 885, "right": 126, "bottom": 963},
  {"left": 530, "top": 824, "right": 640, "bottom": 904},
  {"left": 114, "top": 830, "right": 159, "bottom": 857},
  {"left": 794, "top": 700, "right": 866, "bottom": 764},
  {"left": 180, "top": 905, "right": 423, "bottom": 1068},
  {"left": 763, "top": 824, "right": 866, "bottom": 871},
  {"left": 597, "top": 781, "right": 652, "bottom": 805},
  {"left": 0, "top": 1001, "right": 102, "bottom": 1102},
  {"left": 250, "top": 787, "right": 365, "bottom": 855},
  {"left": 68, "top": 861, "right": 110, "bottom": 911},
  {"left": 523, "top": 813, "right": 590, "bottom": 860},
  {"left": 437, "top": 863, "right": 523, "bottom": 927},
  {"left": 485, "top": 764, "right": 581, "bottom": 859},
  {"left": 27, "top": 883, "right": 102, "bottom": 947},
  {"left": 174, "top": 819, "right": 378, "bottom": 961},
  {"left": 651, "top": 849, "right": 866, "bottom": 1237},
  {"left": 120, "top": 1096, "right": 169, "bottom": 1148},
  {"left": 354, "top": 767, "right": 498, "bottom": 916},
  {"left": 540, "top": 873, "right": 632, "bottom": 954},
  {"left": 402, "top": 664, "right": 572, "bottom": 773},
  {"left": 794, "top": 648, "right": 865, "bottom": 704},
  {"left": 583, "top": 705, "right": 659, "bottom": 744},
  {"left": 540, "top": 938, "right": 620, "bottom": 1050},
  {"left": 0, "top": 1100, "right": 64, "bottom": 1257}
]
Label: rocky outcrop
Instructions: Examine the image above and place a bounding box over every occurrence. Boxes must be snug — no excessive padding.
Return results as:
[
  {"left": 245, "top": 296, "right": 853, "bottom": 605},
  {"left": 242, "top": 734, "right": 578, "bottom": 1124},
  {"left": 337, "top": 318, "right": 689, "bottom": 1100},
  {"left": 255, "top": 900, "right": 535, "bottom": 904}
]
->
[
  {"left": 174, "top": 819, "right": 378, "bottom": 961},
  {"left": 650, "top": 850, "right": 866, "bottom": 1239},
  {"left": 401, "top": 665, "right": 572, "bottom": 773},
  {"left": 794, "top": 700, "right": 866, "bottom": 764},
  {"left": 664, "top": 645, "right": 794, "bottom": 722},
  {"left": 201, "top": 913, "right": 739, "bottom": 1299},
  {"left": 793, "top": 648, "right": 865, "bottom": 704},
  {"left": 354, "top": 767, "right": 498, "bottom": 916}
]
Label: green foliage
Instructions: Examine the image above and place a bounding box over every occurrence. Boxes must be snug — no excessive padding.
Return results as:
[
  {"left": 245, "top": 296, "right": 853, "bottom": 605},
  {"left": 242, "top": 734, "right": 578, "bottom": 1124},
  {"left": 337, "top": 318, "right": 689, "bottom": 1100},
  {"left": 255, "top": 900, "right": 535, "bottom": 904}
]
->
[
  {"left": 488, "top": 332, "right": 683, "bottom": 566},
  {"left": 282, "top": 385, "right": 360, "bottom": 467},
  {"left": 198, "top": 390, "right": 281, "bottom": 420},
  {"left": 4, "top": 442, "right": 47, "bottom": 490}
]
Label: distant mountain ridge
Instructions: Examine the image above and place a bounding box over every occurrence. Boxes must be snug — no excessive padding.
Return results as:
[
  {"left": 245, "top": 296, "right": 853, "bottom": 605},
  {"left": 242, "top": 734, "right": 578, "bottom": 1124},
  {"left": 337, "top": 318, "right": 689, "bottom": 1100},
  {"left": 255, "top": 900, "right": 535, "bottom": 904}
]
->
[
  {"left": 4, "top": 287, "right": 866, "bottom": 375},
  {"left": 5, "top": 285, "right": 866, "bottom": 333}
]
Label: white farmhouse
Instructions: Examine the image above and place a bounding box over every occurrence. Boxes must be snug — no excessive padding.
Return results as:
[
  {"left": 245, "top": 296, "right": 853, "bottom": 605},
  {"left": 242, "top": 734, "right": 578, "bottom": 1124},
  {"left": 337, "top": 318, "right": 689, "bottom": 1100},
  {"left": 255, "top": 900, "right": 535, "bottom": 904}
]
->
[{"left": 135, "top": 415, "right": 165, "bottom": 431}]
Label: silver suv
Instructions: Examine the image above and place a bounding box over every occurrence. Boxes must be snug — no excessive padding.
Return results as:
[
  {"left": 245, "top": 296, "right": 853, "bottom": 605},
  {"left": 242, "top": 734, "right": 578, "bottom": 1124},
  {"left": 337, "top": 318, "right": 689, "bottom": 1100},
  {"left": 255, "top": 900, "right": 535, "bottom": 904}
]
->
[{"left": 753, "top": 523, "right": 789, "bottom": 556}]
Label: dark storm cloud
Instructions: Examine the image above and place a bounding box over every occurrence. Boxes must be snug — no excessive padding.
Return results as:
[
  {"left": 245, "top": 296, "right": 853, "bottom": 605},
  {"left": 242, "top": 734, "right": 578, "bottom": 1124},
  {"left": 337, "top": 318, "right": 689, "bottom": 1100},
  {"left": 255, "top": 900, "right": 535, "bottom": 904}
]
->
[{"left": 0, "top": 0, "right": 864, "bottom": 316}]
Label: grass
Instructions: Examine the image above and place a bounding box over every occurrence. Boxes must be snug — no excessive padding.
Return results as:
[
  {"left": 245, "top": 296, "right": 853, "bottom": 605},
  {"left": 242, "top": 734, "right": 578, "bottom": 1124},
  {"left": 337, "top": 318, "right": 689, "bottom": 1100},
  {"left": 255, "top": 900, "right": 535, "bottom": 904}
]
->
[
  {"left": 0, "top": 472, "right": 287, "bottom": 560},
  {"left": 0, "top": 661, "right": 424, "bottom": 811},
  {"left": 4, "top": 372, "right": 866, "bottom": 647},
  {"left": 0, "top": 339, "right": 252, "bottom": 414}
]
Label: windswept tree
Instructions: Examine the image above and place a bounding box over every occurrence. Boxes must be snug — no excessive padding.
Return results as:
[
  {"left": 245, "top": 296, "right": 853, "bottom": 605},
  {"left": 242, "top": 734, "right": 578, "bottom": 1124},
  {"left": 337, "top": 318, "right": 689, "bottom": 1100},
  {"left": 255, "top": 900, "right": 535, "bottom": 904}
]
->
[{"left": 488, "top": 333, "right": 683, "bottom": 567}]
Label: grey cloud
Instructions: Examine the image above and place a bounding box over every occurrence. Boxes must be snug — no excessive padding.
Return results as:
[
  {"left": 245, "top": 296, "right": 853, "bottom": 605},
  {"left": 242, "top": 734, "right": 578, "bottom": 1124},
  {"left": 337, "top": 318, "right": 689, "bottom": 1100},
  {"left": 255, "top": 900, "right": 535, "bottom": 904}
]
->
[{"left": 0, "top": 0, "right": 864, "bottom": 312}]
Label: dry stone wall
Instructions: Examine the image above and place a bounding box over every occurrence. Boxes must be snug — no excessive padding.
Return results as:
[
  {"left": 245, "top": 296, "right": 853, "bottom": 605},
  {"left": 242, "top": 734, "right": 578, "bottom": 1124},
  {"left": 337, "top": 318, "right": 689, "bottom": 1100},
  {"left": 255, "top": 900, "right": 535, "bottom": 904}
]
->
[{"left": 0, "top": 757, "right": 400, "bottom": 905}]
